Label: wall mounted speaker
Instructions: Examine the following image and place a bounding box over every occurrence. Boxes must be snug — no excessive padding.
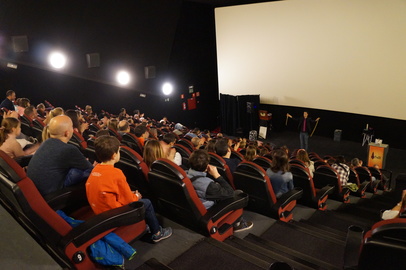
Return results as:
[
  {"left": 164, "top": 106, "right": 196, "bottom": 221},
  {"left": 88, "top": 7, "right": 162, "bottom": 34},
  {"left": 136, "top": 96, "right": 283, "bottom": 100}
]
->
[
  {"left": 144, "top": 66, "right": 156, "bottom": 79},
  {"left": 12, "top": 36, "right": 28, "bottom": 52},
  {"left": 86, "top": 53, "right": 100, "bottom": 68}
]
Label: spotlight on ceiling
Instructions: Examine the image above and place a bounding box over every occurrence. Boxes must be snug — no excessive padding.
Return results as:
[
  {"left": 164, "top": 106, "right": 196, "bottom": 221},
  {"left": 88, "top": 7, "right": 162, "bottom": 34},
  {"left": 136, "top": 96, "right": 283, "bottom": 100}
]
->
[
  {"left": 162, "top": 82, "right": 173, "bottom": 96},
  {"left": 116, "top": 70, "right": 131, "bottom": 86},
  {"left": 48, "top": 51, "right": 67, "bottom": 69}
]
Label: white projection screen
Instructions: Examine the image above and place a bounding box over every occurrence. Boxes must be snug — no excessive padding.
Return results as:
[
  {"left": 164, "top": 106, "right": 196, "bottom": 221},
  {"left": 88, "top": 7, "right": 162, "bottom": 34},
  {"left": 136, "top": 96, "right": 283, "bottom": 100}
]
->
[{"left": 215, "top": 0, "right": 406, "bottom": 120}]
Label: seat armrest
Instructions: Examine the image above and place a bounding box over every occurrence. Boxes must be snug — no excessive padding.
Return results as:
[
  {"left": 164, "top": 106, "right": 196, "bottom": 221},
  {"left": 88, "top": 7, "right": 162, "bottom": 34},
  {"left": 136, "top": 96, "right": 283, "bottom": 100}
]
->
[
  {"left": 343, "top": 225, "right": 364, "bottom": 269},
  {"left": 316, "top": 184, "right": 335, "bottom": 200},
  {"left": 202, "top": 192, "right": 249, "bottom": 224},
  {"left": 342, "top": 187, "right": 351, "bottom": 196},
  {"left": 272, "top": 187, "right": 303, "bottom": 210},
  {"left": 60, "top": 201, "right": 145, "bottom": 248},
  {"left": 359, "top": 181, "right": 370, "bottom": 192},
  {"left": 44, "top": 183, "right": 88, "bottom": 211}
]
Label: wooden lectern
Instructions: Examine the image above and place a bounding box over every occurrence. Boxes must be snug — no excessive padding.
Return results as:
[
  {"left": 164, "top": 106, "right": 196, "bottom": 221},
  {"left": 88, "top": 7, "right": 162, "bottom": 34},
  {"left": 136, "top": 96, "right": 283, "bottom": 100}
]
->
[{"left": 367, "top": 143, "right": 389, "bottom": 169}]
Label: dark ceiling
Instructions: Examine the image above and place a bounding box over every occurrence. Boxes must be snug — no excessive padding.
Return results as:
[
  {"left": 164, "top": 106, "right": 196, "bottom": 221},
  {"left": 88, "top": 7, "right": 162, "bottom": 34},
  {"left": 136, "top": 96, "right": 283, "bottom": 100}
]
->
[{"left": 185, "top": 0, "right": 278, "bottom": 8}]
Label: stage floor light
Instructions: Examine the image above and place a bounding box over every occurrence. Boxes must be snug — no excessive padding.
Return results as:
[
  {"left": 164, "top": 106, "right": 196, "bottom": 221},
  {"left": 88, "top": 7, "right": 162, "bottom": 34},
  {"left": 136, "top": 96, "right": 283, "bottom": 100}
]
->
[{"left": 48, "top": 51, "right": 66, "bottom": 69}]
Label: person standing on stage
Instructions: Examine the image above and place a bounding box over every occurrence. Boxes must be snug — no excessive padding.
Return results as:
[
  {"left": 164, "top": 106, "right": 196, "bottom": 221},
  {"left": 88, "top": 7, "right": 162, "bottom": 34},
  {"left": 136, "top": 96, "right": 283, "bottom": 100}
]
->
[{"left": 286, "top": 111, "right": 320, "bottom": 151}]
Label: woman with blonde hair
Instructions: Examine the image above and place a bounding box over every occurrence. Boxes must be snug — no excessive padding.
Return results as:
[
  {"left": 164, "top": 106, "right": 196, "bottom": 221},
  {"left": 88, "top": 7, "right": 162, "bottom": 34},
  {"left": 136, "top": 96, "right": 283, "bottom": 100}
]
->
[
  {"left": 296, "top": 149, "right": 315, "bottom": 177},
  {"left": 43, "top": 107, "right": 64, "bottom": 125},
  {"left": 0, "top": 117, "right": 40, "bottom": 159},
  {"left": 143, "top": 139, "right": 165, "bottom": 168}
]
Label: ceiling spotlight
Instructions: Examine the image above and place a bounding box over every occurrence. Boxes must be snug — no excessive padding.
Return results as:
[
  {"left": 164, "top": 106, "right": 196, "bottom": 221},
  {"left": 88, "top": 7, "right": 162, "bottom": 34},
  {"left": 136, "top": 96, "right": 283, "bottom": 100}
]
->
[
  {"left": 116, "top": 70, "right": 131, "bottom": 85},
  {"left": 48, "top": 51, "right": 67, "bottom": 69},
  {"left": 162, "top": 82, "right": 173, "bottom": 95}
]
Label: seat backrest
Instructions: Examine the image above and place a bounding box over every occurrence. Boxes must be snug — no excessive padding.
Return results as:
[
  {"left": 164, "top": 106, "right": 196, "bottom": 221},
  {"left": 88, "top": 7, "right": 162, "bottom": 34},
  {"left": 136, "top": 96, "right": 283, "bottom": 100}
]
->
[
  {"left": 173, "top": 144, "right": 191, "bottom": 168},
  {"left": 368, "top": 166, "right": 382, "bottom": 181},
  {"left": 359, "top": 219, "right": 406, "bottom": 269},
  {"left": 290, "top": 164, "right": 317, "bottom": 199},
  {"left": 208, "top": 152, "right": 235, "bottom": 189},
  {"left": 115, "top": 146, "right": 150, "bottom": 195},
  {"left": 19, "top": 114, "right": 33, "bottom": 136},
  {"left": 314, "top": 160, "right": 328, "bottom": 169},
  {"left": 177, "top": 139, "right": 195, "bottom": 152},
  {"left": 289, "top": 159, "right": 307, "bottom": 167},
  {"left": 234, "top": 161, "right": 277, "bottom": 214},
  {"left": 148, "top": 159, "right": 207, "bottom": 226},
  {"left": 348, "top": 168, "right": 360, "bottom": 185},
  {"left": 252, "top": 156, "right": 272, "bottom": 171},
  {"left": 121, "top": 133, "right": 143, "bottom": 156},
  {"left": 231, "top": 150, "right": 244, "bottom": 162},
  {"left": 108, "top": 128, "right": 122, "bottom": 141},
  {"left": 68, "top": 130, "right": 87, "bottom": 150},
  {"left": 313, "top": 165, "right": 343, "bottom": 192},
  {"left": 355, "top": 166, "right": 372, "bottom": 183}
]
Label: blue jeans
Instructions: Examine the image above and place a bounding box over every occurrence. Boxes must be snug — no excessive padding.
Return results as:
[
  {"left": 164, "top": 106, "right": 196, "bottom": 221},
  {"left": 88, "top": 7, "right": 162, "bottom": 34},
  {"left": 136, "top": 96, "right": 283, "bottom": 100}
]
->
[
  {"left": 64, "top": 168, "right": 92, "bottom": 187},
  {"left": 140, "top": 198, "right": 160, "bottom": 234},
  {"left": 299, "top": 132, "right": 309, "bottom": 151}
]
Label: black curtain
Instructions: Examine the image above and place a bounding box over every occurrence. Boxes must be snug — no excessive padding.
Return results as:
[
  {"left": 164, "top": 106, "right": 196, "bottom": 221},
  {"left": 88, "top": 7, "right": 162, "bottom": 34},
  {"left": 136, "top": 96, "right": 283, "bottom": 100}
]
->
[
  {"left": 237, "top": 95, "right": 260, "bottom": 137},
  {"left": 220, "top": 94, "right": 239, "bottom": 135},
  {"left": 220, "top": 94, "right": 260, "bottom": 137}
]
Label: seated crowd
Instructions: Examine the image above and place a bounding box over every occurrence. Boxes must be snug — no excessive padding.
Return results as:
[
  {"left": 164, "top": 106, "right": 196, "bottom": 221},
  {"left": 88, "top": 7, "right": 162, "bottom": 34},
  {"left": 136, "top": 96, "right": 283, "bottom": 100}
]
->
[{"left": 0, "top": 89, "right": 394, "bottom": 267}]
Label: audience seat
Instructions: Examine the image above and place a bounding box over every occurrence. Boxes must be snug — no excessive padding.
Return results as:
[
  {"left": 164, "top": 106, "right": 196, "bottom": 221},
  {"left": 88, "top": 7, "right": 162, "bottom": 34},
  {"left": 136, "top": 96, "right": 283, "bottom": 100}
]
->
[
  {"left": 355, "top": 166, "right": 380, "bottom": 194},
  {"left": 173, "top": 144, "right": 191, "bottom": 168},
  {"left": 289, "top": 159, "right": 307, "bottom": 167},
  {"left": 87, "top": 123, "right": 100, "bottom": 137},
  {"left": 32, "top": 118, "right": 45, "bottom": 142},
  {"left": 0, "top": 150, "right": 146, "bottom": 270},
  {"left": 345, "top": 219, "right": 406, "bottom": 270},
  {"left": 252, "top": 156, "right": 272, "bottom": 171},
  {"left": 148, "top": 158, "right": 249, "bottom": 242},
  {"left": 313, "top": 165, "right": 351, "bottom": 203},
  {"left": 314, "top": 160, "right": 328, "bottom": 169},
  {"left": 19, "top": 114, "right": 34, "bottom": 137},
  {"left": 108, "top": 128, "right": 122, "bottom": 141},
  {"left": 290, "top": 164, "right": 334, "bottom": 210},
  {"left": 231, "top": 150, "right": 244, "bottom": 162},
  {"left": 121, "top": 132, "right": 143, "bottom": 156},
  {"left": 177, "top": 138, "right": 195, "bottom": 152},
  {"left": 234, "top": 161, "right": 302, "bottom": 222},
  {"left": 208, "top": 152, "right": 235, "bottom": 189},
  {"left": 115, "top": 145, "right": 150, "bottom": 197},
  {"left": 368, "top": 166, "right": 391, "bottom": 191},
  {"left": 68, "top": 130, "right": 88, "bottom": 153},
  {"left": 348, "top": 168, "right": 369, "bottom": 198}
]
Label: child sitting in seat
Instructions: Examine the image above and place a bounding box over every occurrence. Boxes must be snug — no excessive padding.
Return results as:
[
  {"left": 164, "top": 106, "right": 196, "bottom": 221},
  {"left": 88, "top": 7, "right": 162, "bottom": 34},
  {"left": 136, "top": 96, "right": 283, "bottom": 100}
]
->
[{"left": 86, "top": 135, "right": 172, "bottom": 243}]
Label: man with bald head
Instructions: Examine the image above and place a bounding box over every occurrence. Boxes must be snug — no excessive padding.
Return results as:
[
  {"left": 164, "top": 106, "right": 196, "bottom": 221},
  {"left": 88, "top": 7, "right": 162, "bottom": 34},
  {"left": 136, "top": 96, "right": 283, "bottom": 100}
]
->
[{"left": 27, "top": 115, "right": 93, "bottom": 196}]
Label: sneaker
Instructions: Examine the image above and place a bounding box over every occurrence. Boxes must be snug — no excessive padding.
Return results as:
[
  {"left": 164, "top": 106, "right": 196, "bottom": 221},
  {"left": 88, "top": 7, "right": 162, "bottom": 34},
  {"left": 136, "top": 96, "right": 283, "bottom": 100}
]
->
[
  {"left": 151, "top": 226, "right": 172, "bottom": 243},
  {"left": 234, "top": 220, "right": 253, "bottom": 233}
]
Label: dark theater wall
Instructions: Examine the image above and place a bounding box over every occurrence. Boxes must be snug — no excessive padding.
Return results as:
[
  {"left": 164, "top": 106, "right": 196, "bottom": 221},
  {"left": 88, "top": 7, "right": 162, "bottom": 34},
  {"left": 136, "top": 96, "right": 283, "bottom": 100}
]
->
[{"left": 0, "top": 0, "right": 220, "bottom": 129}]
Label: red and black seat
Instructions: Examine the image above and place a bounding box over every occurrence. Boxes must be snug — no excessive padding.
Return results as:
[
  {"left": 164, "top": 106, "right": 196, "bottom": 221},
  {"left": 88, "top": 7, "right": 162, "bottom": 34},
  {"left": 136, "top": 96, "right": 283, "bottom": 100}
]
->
[
  {"left": 115, "top": 145, "right": 150, "bottom": 197},
  {"left": 368, "top": 166, "right": 391, "bottom": 191},
  {"left": 121, "top": 132, "right": 143, "bottom": 156},
  {"left": 32, "top": 118, "right": 46, "bottom": 142},
  {"left": 355, "top": 166, "right": 380, "bottom": 194},
  {"left": 173, "top": 143, "right": 191, "bottom": 168},
  {"left": 234, "top": 161, "right": 302, "bottom": 222},
  {"left": 290, "top": 164, "right": 334, "bottom": 210},
  {"left": 313, "top": 165, "right": 351, "bottom": 203},
  {"left": 19, "top": 114, "right": 34, "bottom": 137},
  {"left": 231, "top": 150, "right": 244, "bottom": 162},
  {"left": 0, "top": 150, "right": 146, "bottom": 269},
  {"left": 208, "top": 152, "right": 235, "bottom": 189},
  {"left": 348, "top": 168, "right": 369, "bottom": 198},
  {"left": 148, "top": 158, "right": 248, "bottom": 241},
  {"left": 345, "top": 218, "right": 406, "bottom": 270},
  {"left": 177, "top": 138, "right": 195, "bottom": 152},
  {"left": 68, "top": 130, "right": 88, "bottom": 153},
  {"left": 252, "top": 156, "right": 272, "bottom": 171}
]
